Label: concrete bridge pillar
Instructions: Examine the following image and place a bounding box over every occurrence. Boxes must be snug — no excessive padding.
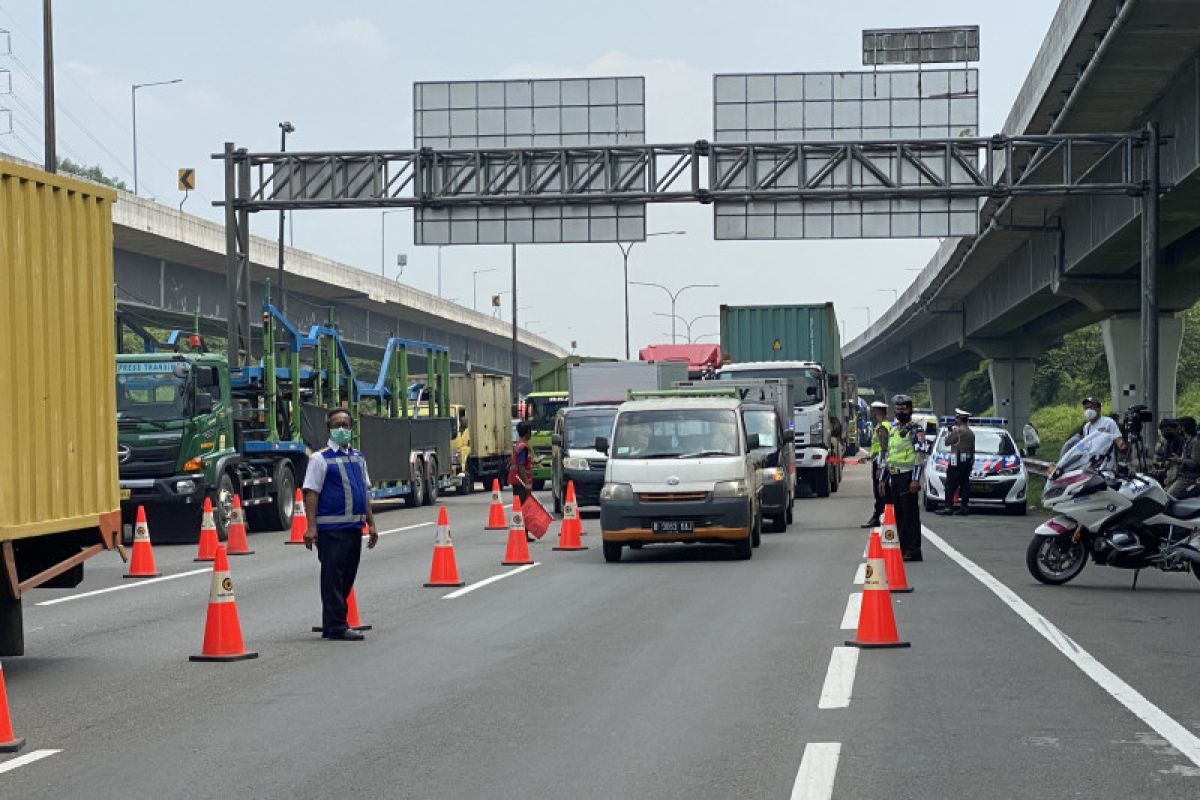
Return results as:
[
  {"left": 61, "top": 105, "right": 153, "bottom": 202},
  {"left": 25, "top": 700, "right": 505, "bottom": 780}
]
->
[
  {"left": 987, "top": 359, "right": 1036, "bottom": 441},
  {"left": 1100, "top": 313, "right": 1184, "bottom": 418},
  {"left": 923, "top": 373, "right": 961, "bottom": 419}
]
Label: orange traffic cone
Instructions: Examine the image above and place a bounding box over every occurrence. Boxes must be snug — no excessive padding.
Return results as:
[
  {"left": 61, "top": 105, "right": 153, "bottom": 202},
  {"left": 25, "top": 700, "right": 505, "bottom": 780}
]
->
[
  {"left": 502, "top": 498, "right": 533, "bottom": 565},
  {"left": 0, "top": 661, "right": 24, "bottom": 753},
  {"left": 486, "top": 479, "right": 507, "bottom": 530},
  {"left": 194, "top": 497, "right": 219, "bottom": 562},
  {"left": 425, "top": 506, "right": 465, "bottom": 586},
  {"left": 190, "top": 545, "right": 258, "bottom": 662},
  {"left": 845, "top": 531, "right": 910, "bottom": 649},
  {"left": 880, "top": 503, "right": 898, "bottom": 545},
  {"left": 226, "top": 494, "right": 254, "bottom": 556},
  {"left": 879, "top": 524, "right": 913, "bottom": 593},
  {"left": 554, "top": 482, "right": 588, "bottom": 551},
  {"left": 286, "top": 488, "right": 307, "bottom": 544},
  {"left": 124, "top": 505, "right": 160, "bottom": 578},
  {"left": 312, "top": 586, "right": 372, "bottom": 632}
]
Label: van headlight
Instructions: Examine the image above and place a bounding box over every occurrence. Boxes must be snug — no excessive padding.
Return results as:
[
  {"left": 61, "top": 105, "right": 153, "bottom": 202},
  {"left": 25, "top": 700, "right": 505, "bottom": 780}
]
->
[
  {"left": 563, "top": 457, "right": 590, "bottom": 470},
  {"left": 762, "top": 468, "right": 784, "bottom": 483},
  {"left": 714, "top": 479, "right": 748, "bottom": 498},
  {"left": 600, "top": 482, "right": 632, "bottom": 502}
]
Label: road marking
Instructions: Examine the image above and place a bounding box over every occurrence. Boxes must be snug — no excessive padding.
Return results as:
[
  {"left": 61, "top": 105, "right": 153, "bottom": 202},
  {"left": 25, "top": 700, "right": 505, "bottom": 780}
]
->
[
  {"left": 442, "top": 563, "right": 540, "bottom": 599},
  {"left": 839, "top": 593, "right": 862, "bottom": 630},
  {"left": 0, "top": 749, "right": 62, "bottom": 774},
  {"left": 377, "top": 522, "right": 434, "bottom": 537},
  {"left": 817, "top": 647, "right": 859, "bottom": 709},
  {"left": 790, "top": 742, "right": 841, "bottom": 800},
  {"left": 36, "top": 569, "right": 209, "bottom": 606},
  {"left": 924, "top": 525, "right": 1200, "bottom": 769},
  {"left": 852, "top": 563, "right": 866, "bottom": 585}
]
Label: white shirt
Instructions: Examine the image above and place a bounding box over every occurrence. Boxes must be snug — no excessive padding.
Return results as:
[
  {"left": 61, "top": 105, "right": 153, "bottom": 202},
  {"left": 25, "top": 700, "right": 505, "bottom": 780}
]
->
[
  {"left": 1082, "top": 414, "right": 1121, "bottom": 440},
  {"left": 302, "top": 439, "right": 372, "bottom": 493}
]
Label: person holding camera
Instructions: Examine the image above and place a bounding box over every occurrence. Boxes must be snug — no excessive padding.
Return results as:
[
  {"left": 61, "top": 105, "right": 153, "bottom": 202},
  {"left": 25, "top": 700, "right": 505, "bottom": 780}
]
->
[{"left": 1166, "top": 416, "right": 1200, "bottom": 499}]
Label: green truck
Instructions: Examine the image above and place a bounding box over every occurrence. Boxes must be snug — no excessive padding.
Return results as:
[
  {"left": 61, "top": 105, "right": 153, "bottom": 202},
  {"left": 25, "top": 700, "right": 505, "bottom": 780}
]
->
[{"left": 524, "top": 356, "right": 614, "bottom": 488}]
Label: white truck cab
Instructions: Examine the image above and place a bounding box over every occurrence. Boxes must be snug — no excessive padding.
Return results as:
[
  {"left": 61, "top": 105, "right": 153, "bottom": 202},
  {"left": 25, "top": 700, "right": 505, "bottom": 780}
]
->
[{"left": 597, "top": 393, "right": 762, "bottom": 562}]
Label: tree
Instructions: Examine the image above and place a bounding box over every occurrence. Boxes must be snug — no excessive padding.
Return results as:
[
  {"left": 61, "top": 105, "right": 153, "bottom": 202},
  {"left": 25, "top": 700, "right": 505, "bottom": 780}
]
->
[{"left": 56, "top": 157, "right": 129, "bottom": 192}]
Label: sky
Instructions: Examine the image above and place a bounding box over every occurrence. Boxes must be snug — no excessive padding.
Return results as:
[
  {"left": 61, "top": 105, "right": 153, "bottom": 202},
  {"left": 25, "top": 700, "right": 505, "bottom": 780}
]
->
[{"left": 0, "top": 0, "right": 1061, "bottom": 356}]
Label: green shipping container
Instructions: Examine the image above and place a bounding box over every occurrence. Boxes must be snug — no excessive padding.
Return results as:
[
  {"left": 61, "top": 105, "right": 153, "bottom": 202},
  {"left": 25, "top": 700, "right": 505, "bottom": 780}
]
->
[{"left": 530, "top": 356, "right": 615, "bottom": 393}]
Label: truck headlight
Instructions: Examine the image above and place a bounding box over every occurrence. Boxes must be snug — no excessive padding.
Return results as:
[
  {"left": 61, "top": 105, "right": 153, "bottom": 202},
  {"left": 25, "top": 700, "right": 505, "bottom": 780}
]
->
[
  {"left": 762, "top": 468, "right": 783, "bottom": 483},
  {"left": 175, "top": 479, "right": 196, "bottom": 495},
  {"left": 713, "top": 479, "right": 748, "bottom": 498},
  {"left": 563, "top": 457, "right": 590, "bottom": 470},
  {"left": 809, "top": 421, "right": 824, "bottom": 437},
  {"left": 600, "top": 482, "right": 632, "bottom": 502}
]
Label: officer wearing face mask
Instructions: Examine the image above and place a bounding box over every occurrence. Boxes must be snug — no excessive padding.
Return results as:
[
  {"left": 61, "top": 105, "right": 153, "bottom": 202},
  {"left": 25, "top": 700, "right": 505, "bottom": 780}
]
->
[
  {"left": 1081, "top": 397, "right": 1124, "bottom": 444},
  {"left": 881, "top": 394, "right": 929, "bottom": 562}
]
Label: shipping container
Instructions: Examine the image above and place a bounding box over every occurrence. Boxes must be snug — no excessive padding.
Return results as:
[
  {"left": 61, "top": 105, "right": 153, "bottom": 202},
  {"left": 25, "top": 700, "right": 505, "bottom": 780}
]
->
[
  {"left": 0, "top": 160, "right": 121, "bottom": 655},
  {"left": 531, "top": 355, "right": 616, "bottom": 393},
  {"left": 567, "top": 360, "right": 689, "bottom": 405},
  {"left": 450, "top": 373, "right": 511, "bottom": 460}
]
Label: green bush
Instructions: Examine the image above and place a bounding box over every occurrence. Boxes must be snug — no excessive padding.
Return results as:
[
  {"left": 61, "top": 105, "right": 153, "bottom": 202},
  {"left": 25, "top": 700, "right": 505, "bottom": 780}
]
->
[
  {"left": 1030, "top": 403, "right": 1085, "bottom": 459},
  {"left": 1177, "top": 383, "right": 1200, "bottom": 421}
]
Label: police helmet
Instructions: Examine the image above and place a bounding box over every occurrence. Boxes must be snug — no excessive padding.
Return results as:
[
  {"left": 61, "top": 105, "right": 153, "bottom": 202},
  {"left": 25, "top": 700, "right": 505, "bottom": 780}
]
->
[{"left": 892, "top": 394, "right": 913, "bottom": 408}]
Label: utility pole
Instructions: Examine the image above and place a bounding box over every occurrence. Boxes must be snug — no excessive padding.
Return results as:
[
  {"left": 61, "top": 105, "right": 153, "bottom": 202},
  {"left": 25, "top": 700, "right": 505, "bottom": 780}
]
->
[
  {"left": 510, "top": 245, "right": 519, "bottom": 409},
  {"left": 277, "top": 121, "right": 294, "bottom": 313},
  {"left": 42, "top": 0, "right": 55, "bottom": 172},
  {"left": 1142, "top": 121, "right": 1160, "bottom": 452}
]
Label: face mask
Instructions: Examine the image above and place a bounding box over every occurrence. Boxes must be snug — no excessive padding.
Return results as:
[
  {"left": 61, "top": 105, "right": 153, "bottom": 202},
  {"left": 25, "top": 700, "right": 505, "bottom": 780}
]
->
[
  {"left": 330, "top": 427, "right": 352, "bottom": 446},
  {"left": 1084, "top": 408, "right": 1098, "bottom": 422},
  {"left": 896, "top": 411, "right": 912, "bottom": 423}
]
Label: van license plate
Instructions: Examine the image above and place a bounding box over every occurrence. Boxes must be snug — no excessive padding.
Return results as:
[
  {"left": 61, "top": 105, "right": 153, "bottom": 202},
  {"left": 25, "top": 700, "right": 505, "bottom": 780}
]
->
[
  {"left": 652, "top": 520, "right": 694, "bottom": 534},
  {"left": 120, "top": 488, "right": 131, "bottom": 500}
]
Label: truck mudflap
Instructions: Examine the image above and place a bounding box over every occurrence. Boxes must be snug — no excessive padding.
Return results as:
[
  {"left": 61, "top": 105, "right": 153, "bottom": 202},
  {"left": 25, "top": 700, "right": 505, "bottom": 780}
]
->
[{"left": 796, "top": 447, "right": 830, "bottom": 468}]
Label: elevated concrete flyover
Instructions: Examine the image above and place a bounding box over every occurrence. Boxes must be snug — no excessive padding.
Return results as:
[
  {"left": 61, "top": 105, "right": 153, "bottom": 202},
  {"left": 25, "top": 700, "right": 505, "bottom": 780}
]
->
[
  {"left": 844, "top": 0, "right": 1200, "bottom": 437},
  {"left": 109, "top": 191, "right": 567, "bottom": 389}
]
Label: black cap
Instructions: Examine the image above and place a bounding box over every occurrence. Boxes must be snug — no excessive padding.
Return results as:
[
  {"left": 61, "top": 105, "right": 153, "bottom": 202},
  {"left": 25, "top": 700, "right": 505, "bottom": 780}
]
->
[
  {"left": 892, "top": 394, "right": 913, "bottom": 407},
  {"left": 1081, "top": 396, "right": 1101, "bottom": 407}
]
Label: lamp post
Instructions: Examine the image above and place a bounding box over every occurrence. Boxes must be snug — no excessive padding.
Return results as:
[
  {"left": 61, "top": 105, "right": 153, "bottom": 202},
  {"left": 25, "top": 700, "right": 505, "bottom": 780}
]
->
[
  {"left": 652, "top": 312, "right": 719, "bottom": 343},
  {"left": 854, "top": 305, "right": 872, "bottom": 327},
  {"left": 630, "top": 281, "right": 718, "bottom": 344},
  {"left": 472, "top": 268, "right": 496, "bottom": 311},
  {"left": 276, "top": 120, "right": 294, "bottom": 313},
  {"left": 380, "top": 209, "right": 407, "bottom": 276},
  {"left": 131, "top": 77, "right": 183, "bottom": 194},
  {"left": 617, "top": 230, "right": 686, "bottom": 359},
  {"left": 879, "top": 288, "right": 899, "bottom": 303}
]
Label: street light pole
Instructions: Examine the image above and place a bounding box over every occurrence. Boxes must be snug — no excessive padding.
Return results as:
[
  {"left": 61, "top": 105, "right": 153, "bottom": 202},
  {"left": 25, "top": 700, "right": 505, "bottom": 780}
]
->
[
  {"left": 131, "top": 78, "right": 183, "bottom": 195},
  {"left": 879, "top": 288, "right": 899, "bottom": 303},
  {"left": 472, "top": 268, "right": 496, "bottom": 311},
  {"left": 630, "top": 281, "right": 719, "bottom": 344},
  {"left": 617, "top": 230, "right": 686, "bottom": 359},
  {"left": 653, "top": 312, "right": 720, "bottom": 343},
  {"left": 42, "top": 0, "right": 55, "bottom": 172},
  {"left": 276, "top": 121, "right": 294, "bottom": 314},
  {"left": 854, "top": 305, "right": 872, "bottom": 327},
  {"left": 510, "top": 245, "right": 519, "bottom": 408}
]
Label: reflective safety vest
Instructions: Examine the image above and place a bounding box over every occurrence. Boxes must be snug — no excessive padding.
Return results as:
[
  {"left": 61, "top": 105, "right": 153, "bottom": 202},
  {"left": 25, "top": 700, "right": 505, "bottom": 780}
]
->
[
  {"left": 315, "top": 448, "right": 369, "bottom": 531},
  {"left": 870, "top": 420, "right": 892, "bottom": 459},
  {"left": 886, "top": 423, "right": 918, "bottom": 472}
]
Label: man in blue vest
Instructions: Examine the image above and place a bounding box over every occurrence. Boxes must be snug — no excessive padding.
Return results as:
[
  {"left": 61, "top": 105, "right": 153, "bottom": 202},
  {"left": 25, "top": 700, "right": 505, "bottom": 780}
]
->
[{"left": 303, "top": 408, "right": 379, "bottom": 640}]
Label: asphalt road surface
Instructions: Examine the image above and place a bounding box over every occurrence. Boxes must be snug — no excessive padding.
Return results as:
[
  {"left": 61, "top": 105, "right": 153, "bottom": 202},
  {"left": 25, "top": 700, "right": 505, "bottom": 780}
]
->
[{"left": 3, "top": 464, "right": 1199, "bottom": 798}]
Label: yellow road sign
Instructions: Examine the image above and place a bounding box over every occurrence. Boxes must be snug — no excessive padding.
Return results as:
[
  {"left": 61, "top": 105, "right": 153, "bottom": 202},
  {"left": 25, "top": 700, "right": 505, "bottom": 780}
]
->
[{"left": 178, "top": 168, "right": 195, "bottom": 191}]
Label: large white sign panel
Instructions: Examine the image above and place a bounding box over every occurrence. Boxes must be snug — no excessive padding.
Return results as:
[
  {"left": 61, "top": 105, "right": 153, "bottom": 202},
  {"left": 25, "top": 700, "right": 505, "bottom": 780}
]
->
[
  {"left": 712, "top": 68, "right": 980, "bottom": 239},
  {"left": 413, "top": 77, "right": 646, "bottom": 244}
]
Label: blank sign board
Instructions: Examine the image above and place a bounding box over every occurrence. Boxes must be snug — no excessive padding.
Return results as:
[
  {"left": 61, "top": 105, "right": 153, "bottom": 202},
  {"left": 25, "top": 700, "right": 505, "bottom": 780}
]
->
[
  {"left": 413, "top": 77, "right": 646, "bottom": 245},
  {"left": 712, "top": 68, "right": 980, "bottom": 239}
]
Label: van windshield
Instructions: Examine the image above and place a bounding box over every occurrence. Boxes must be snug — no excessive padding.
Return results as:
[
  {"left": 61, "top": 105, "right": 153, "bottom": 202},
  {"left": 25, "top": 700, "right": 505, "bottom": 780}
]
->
[
  {"left": 612, "top": 408, "right": 740, "bottom": 459},
  {"left": 719, "top": 367, "right": 823, "bottom": 407},
  {"left": 742, "top": 408, "right": 778, "bottom": 449},
  {"left": 566, "top": 411, "right": 617, "bottom": 449}
]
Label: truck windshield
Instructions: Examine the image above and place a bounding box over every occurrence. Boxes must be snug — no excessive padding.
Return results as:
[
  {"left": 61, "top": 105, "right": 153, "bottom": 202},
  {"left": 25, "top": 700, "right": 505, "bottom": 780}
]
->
[
  {"left": 742, "top": 409, "right": 778, "bottom": 449},
  {"left": 612, "top": 408, "right": 740, "bottom": 459},
  {"left": 719, "top": 367, "right": 823, "bottom": 407},
  {"left": 565, "top": 411, "right": 617, "bottom": 450},
  {"left": 527, "top": 396, "right": 568, "bottom": 430},
  {"left": 116, "top": 363, "right": 191, "bottom": 420}
]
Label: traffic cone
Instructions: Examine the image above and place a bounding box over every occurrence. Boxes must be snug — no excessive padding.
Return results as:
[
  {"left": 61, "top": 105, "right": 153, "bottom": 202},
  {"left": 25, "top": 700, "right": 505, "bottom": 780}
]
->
[
  {"left": 312, "top": 586, "right": 372, "bottom": 632},
  {"left": 190, "top": 545, "right": 258, "bottom": 662},
  {"left": 502, "top": 498, "right": 533, "bottom": 566},
  {"left": 845, "top": 531, "right": 910, "bottom": 649},
  {"left": 881, "top": 503, "right": 898, "bottom": 545},
  {"left": 194, "top": 497, "right": 219, "bottom": 562},
  {"left": 879, "top": 524, "right": 913, "bottom": 593},
  {"left": 0, "top": 661, "right": 24, "bottom": 753},
  {"left": 553, "top": 482, "right": 588, "bottom": 551},
  {"left": 226, "top": 495, "right": 254, "bottom": 556},
  {"left": 485, "top": 479, "right": 507, "bottom": 530},
  {"left": 425, "top": 506, "right": 465, "bottom": 587},
  {"left": 123, "top": 505, "right": 160, "bottom": 578},
  {"left": 286, "top": 488, "right": 307, "bottom": 544}
]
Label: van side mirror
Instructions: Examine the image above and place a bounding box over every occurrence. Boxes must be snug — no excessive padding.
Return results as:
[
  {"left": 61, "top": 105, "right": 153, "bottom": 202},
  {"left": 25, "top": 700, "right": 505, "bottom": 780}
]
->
[
  {"left": 595, "top": 436, "right": 609, "bottom": 454},
  {"left": 551, "top": 434, "right": 563, "bottom": 447},
  {"left": 195, "top": 393, "right": 215, "bottom": 415},
  {"left": 782, "top": 429, "right": 795, "bottom": 443},
  {"left": 746, "top": 433, "right": 760, "bottom": 449}
]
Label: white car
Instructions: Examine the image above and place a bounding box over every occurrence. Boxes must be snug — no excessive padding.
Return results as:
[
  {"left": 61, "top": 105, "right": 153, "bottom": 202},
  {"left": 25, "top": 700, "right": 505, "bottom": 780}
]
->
[{"left": 922, "top": 422, "right": 1029, "bottom": 515}]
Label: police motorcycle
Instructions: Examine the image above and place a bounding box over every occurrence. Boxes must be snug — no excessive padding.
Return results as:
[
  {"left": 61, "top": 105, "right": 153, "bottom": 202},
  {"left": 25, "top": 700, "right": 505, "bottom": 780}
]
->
[{"left": 1026, "top": 412, "right": 1200, "bottom": 588}]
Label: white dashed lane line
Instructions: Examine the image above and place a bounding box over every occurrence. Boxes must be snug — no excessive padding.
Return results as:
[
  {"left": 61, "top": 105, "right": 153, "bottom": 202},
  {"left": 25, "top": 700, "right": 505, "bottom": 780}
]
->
[
  {"left": 817, "top": 647, "right": 860, "bottom": 710},
  {"left": 839, "top": 592, "right": 862, "bottom": 630},
  {"left": 790, "top": 742, "right": 841, "bottom": 800},
  {"left": 442, "top": 563, "right": 540, "bottom": 599},
  {"left": 852, "top": 562, "right": 866, "bottom": 585},
  {"left": 0, "top": 749, "right": 62, "bottom": 774},
  {"left": 36, "top": 569, "right": 210, "bottom": 607}
]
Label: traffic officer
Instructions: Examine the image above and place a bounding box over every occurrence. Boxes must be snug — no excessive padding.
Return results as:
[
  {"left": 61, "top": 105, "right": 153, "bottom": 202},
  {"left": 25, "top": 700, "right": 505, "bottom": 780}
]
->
[
  {"left": 303, "top": 408, "right": 379, "bottom": 641},
  {"left": 937, "top": 408, "right": 975, "bottom": 516},
  {"left": 880, "top": 394, "right": 929, "bottom": 561},
  {"left": 862, "top": 400, "right": 891, "bottom": 528},
  {"left": 509, "top": 421, "right": 535, "bottom": 541}
]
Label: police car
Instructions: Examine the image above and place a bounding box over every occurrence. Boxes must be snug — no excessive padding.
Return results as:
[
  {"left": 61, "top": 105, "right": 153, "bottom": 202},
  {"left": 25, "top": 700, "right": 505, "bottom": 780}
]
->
[{"left": 922, "top": 417, "right": 1028, "bottom": 515}]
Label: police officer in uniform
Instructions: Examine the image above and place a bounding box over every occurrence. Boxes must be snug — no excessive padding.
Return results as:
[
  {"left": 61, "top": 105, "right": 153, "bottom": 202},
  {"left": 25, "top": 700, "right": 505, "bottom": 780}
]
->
[
  {"left": 862, "top": 400, "right": 892, "bottom": 528},
  {"left": 937, "top": 409, "right": 975, "bottom": 516},
  {"left": 303, "top": 408, "right": 379, "bottom": 640},
  {"left": 880, "top": 394, "right": 929, "bottom": 561}
]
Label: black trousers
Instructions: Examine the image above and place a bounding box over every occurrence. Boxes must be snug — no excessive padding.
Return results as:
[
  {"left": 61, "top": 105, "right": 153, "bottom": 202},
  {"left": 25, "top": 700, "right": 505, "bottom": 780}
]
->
[
  {"left": 944, "top": 461, "right": 972, "bottom": 509},
  {"left": 871, "top": 463, "right": 886, "bottom": 519},
  {"left": 316, "top": 526, "right": 363, "bottom": 634},
  {"left": 887, "top": 470, "right": 922, "bottom": 556}
]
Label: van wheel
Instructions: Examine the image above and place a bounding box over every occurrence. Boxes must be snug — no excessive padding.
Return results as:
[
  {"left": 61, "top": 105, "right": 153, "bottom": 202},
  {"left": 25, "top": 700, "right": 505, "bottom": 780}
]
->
[
  {"left": 770, "top": 514, "right": 787, "bottom": 532},
  {"left": 732, "top": 533, "right": 753, "bottom": 560},
  {"left": 405, "top": 459, "right": 425, "bottom": 508},
  {"left": 751, "top": 511, "right": 762, "bottom": 547},
  {"left": 603, "top": 541, "right": 622, "bottom": 563}
]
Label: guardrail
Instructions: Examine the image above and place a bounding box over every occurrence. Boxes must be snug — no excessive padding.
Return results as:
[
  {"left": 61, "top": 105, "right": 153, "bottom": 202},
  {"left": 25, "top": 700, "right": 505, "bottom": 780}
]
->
[{"left": 1025, "top": 458, "right": 1052, "bottom": 478}]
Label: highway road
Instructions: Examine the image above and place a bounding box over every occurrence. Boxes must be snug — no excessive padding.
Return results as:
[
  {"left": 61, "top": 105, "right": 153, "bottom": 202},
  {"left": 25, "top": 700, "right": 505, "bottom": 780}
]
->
[{"left": 3, "top": 465, "right": 1199, "bottom": 799}]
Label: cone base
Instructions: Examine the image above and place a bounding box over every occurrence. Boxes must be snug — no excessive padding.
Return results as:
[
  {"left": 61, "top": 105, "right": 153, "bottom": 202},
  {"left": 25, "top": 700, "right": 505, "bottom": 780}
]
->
[
  {"left": 189, "top": 651, "right": 259, "bottom": 662},
  {"left": 501, "top": 559, "right": 533, "bottom": 566},
  {"left": 123, "top": 572, "right": 161, "bottom": 579},
  {"left": 312, "top": 625, "right": 373, "bottom": 632},
  {"left": 193, "top": 557, "right": 215, "bottom": 563},
  {"left": 889, "top": 586, "right": 914, "bottom": 593},
  {"left": 284, "top": 540, "right": 305, "bottom": 545},
  {"left": 424, "top": 580, "right": 466, "bottom": 587},
  {"left": 844, "top": 639, "right": 911, "bottom": 649},
  {"left": 0, "top": 737, "right": 25, "bottom": 753},
  {"left": 553, "top": 545, "right": 589, "bottom": 551},
  {"left": 485, "top": 524, "right": 506, "bottom": 531},
  {"left": 228, "top": 549, "right": 255, "bottom": 556}
]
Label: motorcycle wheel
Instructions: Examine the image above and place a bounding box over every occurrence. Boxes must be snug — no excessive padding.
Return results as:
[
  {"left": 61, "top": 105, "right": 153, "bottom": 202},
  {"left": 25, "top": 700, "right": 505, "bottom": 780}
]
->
[{"left": 1026, "top": 535, "right": 1087, "bottom": 585}]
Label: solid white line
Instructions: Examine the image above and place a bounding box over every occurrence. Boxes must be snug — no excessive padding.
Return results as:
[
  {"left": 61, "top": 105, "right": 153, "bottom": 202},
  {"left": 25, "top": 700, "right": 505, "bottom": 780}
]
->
[
  {"left": 442, "top": 563, "right": 540, "bottom": 599},
  {"left": 36, "top": 568, "right": 209, "bottom": 606},
  {"left": 817, "top": 647, "right": 860, "bottom": 710},
  {"left": 377, "top": 522, "right": 434, "bottom": 536},
  {"left": 852, "top": 562, "right": 866, "bottom": 585},
  {"left": 790, "top": 742, "right": 841, "bottom": 800},
  {"left": 839, "top": 592, "right": 862, "bottom": 630},
  {"left": 923, "top": 524, "right": 1200, "bottom": 769},
  {"left": 0, "top": 749, "right": 62, "bottom": 774}
]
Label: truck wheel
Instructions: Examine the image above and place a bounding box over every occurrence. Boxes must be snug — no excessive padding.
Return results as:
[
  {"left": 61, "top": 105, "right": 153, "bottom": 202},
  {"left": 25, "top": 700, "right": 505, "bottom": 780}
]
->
[
  {"left": 830, "top": 466, "right": 839, "bottom": 493},
  {"left": 602, "top": 541, "right": 622, "bottom": 563},
  {"left": 0, "top": 593, "right": 23, "bottom": 657},
  {"left": 271, "top": 461, "right": 296, "bottom": 531},
  {"left": 213, "top": 472, "right": 236, "bottom": 540},
  {"left": 424, "top": 458, "right": 439, "bottom": 506},
  {"left": 405, "top": 459, "right": 426, "bottom": 508},
  {"left": 811, "top": 470, "right": 831, "bottom": 498},
  {"left": 533, "top": 479, "right": 546, "bottom": 491},
  {"left": 553, "top": 483, "right": 562, "bottom": 514}
]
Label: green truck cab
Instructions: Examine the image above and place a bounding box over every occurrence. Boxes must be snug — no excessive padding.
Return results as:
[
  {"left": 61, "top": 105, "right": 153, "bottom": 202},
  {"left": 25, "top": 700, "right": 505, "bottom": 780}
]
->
[{"left": 523, "top": 391, "right": 569, "bottom": 489}]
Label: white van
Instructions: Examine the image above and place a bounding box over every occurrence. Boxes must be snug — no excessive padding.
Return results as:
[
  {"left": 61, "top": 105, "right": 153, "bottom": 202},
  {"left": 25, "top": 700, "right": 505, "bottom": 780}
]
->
[{"left": 597, "top": 394, "right": 762, "bottom": 562}]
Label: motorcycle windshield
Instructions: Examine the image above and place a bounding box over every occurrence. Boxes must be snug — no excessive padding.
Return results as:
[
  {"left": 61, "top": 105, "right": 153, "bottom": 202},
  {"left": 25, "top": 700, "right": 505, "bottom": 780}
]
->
[{"left": 1055, "top": 431, "right": 1116, "bottom": 474}]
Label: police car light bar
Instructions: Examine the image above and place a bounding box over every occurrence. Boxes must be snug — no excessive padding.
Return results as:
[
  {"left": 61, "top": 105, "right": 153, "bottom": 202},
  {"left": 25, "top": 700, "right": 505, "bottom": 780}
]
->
[{"left": 938, "top": 416, "right": 1009, "bottom": 427}]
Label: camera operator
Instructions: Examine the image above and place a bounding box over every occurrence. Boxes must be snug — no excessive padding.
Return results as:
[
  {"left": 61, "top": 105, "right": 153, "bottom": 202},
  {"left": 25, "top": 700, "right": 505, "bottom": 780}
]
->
[
  {"left": 1149, "top": 418, "right": 1184, "bottom": 486},
  {"left": 1167, "top": 416, "right": 1200, "bottom": 499}
]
